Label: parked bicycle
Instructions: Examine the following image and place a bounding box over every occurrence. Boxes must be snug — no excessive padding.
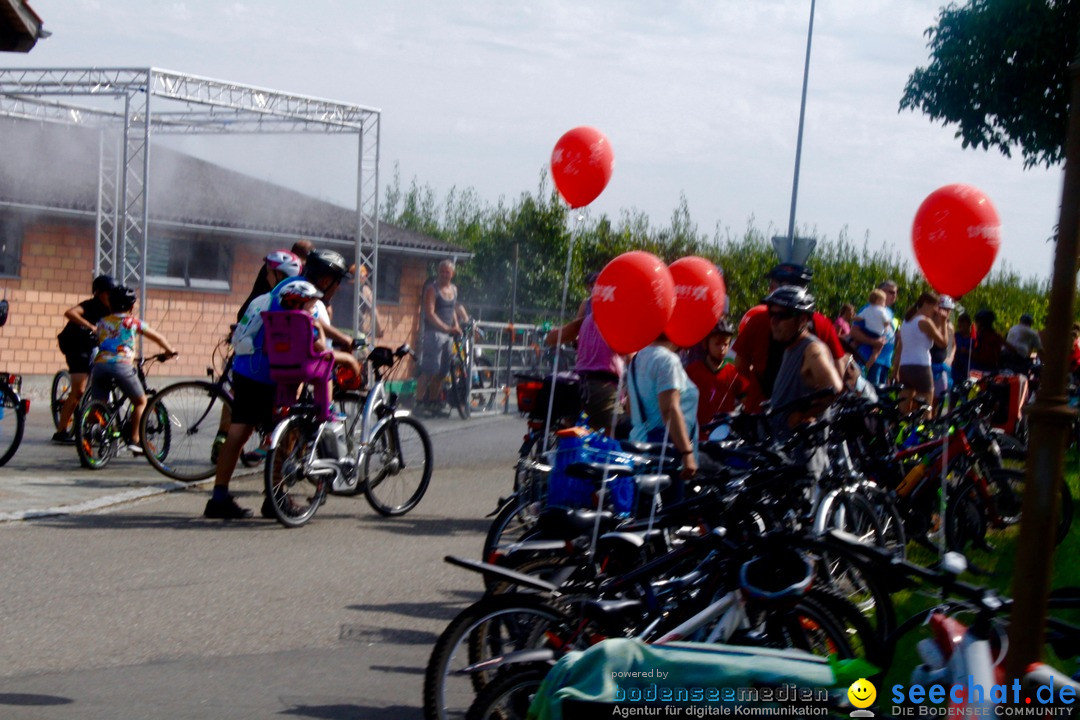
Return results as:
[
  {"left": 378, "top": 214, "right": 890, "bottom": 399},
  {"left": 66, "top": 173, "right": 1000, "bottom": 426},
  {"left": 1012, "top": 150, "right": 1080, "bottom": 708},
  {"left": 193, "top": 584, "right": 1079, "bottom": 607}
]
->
[
  {"left": 50, "top": 369, "right": 71, "bottom": 432},
  {"left": 141, "top": 335, "right": 264, "bottom": 482},
  {"left": 74, "top": 354, "right": 172, "bottom": 469},
  {"left": 262, "top": 313, "right": 432, "bottom": 527},
  {"left": 0, "top": 371, "right": 29, "bottom": 467}
]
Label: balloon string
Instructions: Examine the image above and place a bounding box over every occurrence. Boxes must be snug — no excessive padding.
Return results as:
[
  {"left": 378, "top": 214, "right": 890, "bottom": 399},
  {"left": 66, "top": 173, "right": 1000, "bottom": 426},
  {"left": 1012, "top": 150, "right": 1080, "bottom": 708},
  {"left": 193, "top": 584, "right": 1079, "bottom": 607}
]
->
[{"left": 542, "top": 211, "right": 583, "bottom": 452}]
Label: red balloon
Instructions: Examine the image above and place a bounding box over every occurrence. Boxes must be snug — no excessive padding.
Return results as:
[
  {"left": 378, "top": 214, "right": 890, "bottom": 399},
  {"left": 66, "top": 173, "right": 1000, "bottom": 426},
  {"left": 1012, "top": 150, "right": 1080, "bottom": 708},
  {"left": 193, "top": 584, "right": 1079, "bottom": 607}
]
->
[
  {"left": 912, "top": 184, "right": 1001, "bottom": 297},
  {"left": 550, "top": 126, "right": 614, "bottom": 208},
  {"left": 664, "top": 257, "right": 727, "bottom": 347},
  {"left": 592, "top": 251, "right": 674, "bottom": 355}
]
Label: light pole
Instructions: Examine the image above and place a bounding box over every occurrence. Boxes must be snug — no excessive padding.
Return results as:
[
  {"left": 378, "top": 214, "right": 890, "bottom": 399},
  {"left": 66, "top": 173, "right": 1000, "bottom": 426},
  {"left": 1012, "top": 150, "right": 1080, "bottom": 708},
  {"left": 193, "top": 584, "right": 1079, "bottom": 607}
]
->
[{"left": 786, "top": 0, "right": 817, "bottom": 245}]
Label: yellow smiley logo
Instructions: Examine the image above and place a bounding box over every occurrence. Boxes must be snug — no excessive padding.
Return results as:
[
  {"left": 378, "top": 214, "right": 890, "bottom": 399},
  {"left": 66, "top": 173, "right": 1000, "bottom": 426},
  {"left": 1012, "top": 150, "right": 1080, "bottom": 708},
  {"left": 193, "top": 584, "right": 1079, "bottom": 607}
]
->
[{"left": 848, "top": 678, "right": 876, "bottom": 709}]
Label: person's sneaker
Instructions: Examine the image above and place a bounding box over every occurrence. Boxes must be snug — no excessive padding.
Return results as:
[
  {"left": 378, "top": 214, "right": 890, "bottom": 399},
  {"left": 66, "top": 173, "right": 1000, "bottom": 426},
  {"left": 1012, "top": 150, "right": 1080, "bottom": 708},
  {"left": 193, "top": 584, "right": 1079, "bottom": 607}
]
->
[
  {"left": 51, "top": 430, "right": 75, "bottom": 444},
  {"left": 127, "top": 443, "right": 145, "bottom": 455},
  {"left": 204, "top": 495, "right": 253, "bottom": 519}
]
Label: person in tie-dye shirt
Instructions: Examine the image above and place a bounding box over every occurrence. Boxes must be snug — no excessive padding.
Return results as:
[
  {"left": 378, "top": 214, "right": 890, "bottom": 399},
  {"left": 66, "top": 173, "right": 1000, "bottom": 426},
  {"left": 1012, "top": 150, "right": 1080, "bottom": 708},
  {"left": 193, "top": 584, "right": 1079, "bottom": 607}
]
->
[{"left": 89, "top": 285, "right": 177, "bottom": 453}]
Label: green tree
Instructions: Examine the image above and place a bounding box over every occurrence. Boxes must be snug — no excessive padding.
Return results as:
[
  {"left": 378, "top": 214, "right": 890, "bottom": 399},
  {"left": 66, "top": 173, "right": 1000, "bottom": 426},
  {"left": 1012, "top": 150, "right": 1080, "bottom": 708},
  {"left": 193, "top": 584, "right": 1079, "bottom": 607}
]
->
[{"left": 899, "top": 0, "right": 1080, "bottom": 169}]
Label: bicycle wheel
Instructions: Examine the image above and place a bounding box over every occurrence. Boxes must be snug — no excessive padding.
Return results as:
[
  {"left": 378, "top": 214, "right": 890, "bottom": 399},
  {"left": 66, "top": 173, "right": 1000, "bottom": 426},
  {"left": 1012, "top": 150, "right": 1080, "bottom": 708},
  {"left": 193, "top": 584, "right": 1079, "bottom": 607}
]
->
[
  {"left": 986, "top": 467, "right": 1073, "bottom": 544},
  {"left": 143, "top": 381, "right": 232, "bottom": 481},
  {"left": 757, "top": 588, "right": 883, "bottom": 668},
  {"left": 0, "top": 383, "right": 26, "bottom": 467},
  {"left": 423, "top": 594, "right": 576, "bottom": 720},
  {"left": 465, "top": 664, "right": 550, "bottom": 720},
  {"left": 264, "top": 415, "right": 328, "bottom": 528},
  {"left": 141, "top": 394, "right": 171, "bottom": 463},
  {"left": 481, "top": 496, "right": 544, "bottom": 565},
  {"left": 75, "top": 400, "right": 117, "bottom": 469},
  {"left": 50, "top": 370, "right": 71, "bottom": 431},
  {"left": 363, "top": 415, "right": 432, "bottom": 516},
  {"left": 448, "top": 352, "right": 471, "bottom": 420}
]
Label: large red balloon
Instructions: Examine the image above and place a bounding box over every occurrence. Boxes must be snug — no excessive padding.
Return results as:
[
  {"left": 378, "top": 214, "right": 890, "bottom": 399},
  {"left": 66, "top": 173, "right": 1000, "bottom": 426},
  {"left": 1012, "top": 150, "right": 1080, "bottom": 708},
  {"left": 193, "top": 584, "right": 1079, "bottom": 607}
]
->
[
  {"left": 592, "top": 251, "right": 674, "bottom": 355},
  {"left": 664, "top": 257, "right": 727, "bottom": 347},
  {"left": 911, "top": 184, "right": 1001, "bottom": 297},
  {"left": 550, "top": 126, "right": 614, "bottom": 209}
]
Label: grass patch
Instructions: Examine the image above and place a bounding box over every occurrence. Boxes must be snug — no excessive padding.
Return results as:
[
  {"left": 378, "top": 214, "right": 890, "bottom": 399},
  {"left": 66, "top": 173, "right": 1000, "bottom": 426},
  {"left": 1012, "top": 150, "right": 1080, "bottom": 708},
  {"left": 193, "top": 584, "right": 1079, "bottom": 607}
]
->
[{"left": 882, "top": 450, "right": 1080, "bottom": 689}]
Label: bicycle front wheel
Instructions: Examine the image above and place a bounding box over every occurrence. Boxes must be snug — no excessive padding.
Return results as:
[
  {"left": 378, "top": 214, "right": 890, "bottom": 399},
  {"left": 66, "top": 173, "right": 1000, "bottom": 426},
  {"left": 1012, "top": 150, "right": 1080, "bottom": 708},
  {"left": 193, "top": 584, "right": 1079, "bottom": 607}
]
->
[
  {"left": 449, "top": 359, "right": 471, "bottom": 420},
  {"left": 143, "top": 381, "right": 231, "bottom": 481},
  {"left": 75, "top": 400, "right": 116, "bottom": 470},
  {"left": 264, "top": 416, "right": 328, "bottom": 528},
  {"left": 363, "top": 415, "right": 432, "bottom": 516},
  {"left": 50, "top": 370, "right": 71, "bottom": 431},
  {"left": 0, "top": 383, "right": 26, "bottom": 466}
]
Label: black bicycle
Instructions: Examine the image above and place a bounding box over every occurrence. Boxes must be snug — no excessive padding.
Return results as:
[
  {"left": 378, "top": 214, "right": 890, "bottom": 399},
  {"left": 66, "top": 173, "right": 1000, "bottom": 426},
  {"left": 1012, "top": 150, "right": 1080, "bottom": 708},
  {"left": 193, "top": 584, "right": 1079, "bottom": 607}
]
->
[
  {"left": 0, "top": 371, "right": 28, "bottom": 466},
  {"left": 75, "top": 355, "right": 172, "bottom": 470}
]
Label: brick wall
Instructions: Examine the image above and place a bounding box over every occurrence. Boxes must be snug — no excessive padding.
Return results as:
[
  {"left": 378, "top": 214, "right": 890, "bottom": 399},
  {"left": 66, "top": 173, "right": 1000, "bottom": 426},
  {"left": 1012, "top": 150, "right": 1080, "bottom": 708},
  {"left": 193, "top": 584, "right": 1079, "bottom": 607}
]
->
[{"left": 0, "top": 217, "right": 428, "bottom": 381}]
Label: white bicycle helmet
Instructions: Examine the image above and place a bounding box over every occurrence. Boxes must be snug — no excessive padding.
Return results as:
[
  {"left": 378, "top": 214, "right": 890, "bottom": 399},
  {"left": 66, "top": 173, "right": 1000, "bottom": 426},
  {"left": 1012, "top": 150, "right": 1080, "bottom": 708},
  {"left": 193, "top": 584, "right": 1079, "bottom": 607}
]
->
[
  {"left": 277, "top": 280, "right": 323, "bottom": 310},
  {"left": 265, "top": 250, "right": 303, "bottom": 278}
]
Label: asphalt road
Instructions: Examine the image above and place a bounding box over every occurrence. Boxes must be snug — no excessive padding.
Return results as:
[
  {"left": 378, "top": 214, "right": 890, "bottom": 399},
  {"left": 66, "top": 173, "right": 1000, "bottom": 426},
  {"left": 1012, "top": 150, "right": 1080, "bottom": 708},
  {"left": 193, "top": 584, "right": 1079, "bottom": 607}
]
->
[{"left": 0, "top": 408, "right": 526, "bottom": 720}]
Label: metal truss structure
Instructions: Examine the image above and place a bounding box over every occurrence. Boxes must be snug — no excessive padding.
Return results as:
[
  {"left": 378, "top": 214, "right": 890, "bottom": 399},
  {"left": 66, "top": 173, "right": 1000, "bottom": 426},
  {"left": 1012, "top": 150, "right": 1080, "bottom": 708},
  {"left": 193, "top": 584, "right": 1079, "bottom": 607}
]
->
[{"left": 0, "top": 67, "right": 381, "bottom": 333}]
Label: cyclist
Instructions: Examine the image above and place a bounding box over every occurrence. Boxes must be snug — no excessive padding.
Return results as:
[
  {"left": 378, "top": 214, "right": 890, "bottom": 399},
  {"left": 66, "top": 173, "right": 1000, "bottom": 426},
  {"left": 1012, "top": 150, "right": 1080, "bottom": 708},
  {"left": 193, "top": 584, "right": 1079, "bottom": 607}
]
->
[
  {"left": 732, "top": 263, "right": 847, "bottom": 412},
  {"left": 685, "top": 317, "right": 746, "bottom": 435},
  {"left": 54, "top": 274, "right": 115, "bottom": 443},
  {"left": 206, "top": 255, "right": 359, "bottom": 520},
  {"left": 88, "top": 285, "right": 178, "bottom": 454},
  {"left": 236, "top": 249, "right": 303, "bottom": 323},
  {"left": 763, "top": 285, "right": 842, "bottom": 439}
]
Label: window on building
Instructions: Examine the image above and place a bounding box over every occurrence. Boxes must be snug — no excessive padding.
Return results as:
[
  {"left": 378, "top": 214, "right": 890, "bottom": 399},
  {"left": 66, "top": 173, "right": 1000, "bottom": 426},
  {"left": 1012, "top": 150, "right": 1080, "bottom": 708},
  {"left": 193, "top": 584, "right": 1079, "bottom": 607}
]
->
[
  {"left": 0, "top": 216, "right": 23, "bottom": 278},
  {"left": 146, "top": 230, "right": 232, "bottom": 290},
  {"left": 375, "top": 255, "right": 402, "bottom": 304}
]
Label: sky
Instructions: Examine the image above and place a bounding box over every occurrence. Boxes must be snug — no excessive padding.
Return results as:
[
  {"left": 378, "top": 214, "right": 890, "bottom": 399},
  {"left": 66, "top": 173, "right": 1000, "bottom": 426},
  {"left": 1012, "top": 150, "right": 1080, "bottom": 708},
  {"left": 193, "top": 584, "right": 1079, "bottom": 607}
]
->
[{"left": 3, "top": 0, "right": 1066, "bottom": 282}]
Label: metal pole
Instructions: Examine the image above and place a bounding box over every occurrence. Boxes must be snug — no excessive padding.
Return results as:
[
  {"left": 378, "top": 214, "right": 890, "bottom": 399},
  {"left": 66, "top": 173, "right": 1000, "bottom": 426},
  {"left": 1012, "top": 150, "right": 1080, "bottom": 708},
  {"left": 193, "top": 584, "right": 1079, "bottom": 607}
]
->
[
  {"left": 787, "top": 0, "right": 816, "bottom": 243},
  {"left": 504, "top": 240, "right": 519, "bottom": 414},
  {"left": 1005, "top": 59, "right": 1080, "bottom": 679}
]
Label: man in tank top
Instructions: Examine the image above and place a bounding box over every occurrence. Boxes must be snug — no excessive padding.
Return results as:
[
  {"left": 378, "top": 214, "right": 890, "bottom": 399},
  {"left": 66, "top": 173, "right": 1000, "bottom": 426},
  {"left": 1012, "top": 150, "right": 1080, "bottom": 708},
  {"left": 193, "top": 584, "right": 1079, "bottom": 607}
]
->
[
  {"left": 416, "top": 259, "right": 469, "bottom": 415},
  {"left": 764, "top": 285, "right": 843, "bottom": 440}
]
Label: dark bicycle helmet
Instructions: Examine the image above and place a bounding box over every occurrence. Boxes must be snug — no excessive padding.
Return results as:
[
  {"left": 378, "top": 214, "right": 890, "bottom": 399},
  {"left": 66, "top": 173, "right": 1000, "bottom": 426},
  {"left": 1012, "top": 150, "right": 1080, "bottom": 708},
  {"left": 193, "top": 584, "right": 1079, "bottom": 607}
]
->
[
  {"left": 109, "top": 285, "right": 138, "bottom": 313},
  {"left": 304, "top": 249, "right": 353, "bottom": 282},
  {"left": 708, "top": 317, "right": 736, "bottom": 336},
  {"left": 766, "top": 263, "right": 813, "bottom": 287},
  {"left": 92, "top": 274, "right": 117, "bottom": 294},
  {"left": 763, "top": 285, "right": 815, "bottom": 313}
]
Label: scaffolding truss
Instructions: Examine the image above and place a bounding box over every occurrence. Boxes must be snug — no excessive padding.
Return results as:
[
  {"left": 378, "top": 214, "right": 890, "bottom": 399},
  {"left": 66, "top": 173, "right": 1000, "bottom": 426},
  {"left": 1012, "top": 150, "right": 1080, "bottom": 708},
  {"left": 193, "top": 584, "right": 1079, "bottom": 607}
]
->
[{"left": 0, "top": 67, "right": 381, "bottom": 332}]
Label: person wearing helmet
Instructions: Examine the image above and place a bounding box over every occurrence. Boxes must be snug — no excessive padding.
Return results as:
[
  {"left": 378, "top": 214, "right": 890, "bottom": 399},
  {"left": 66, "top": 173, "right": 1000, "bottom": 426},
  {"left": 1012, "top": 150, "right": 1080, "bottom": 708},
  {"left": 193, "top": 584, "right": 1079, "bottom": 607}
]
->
[
  {"left": 208, "top": 273, "right": 360, "bottom": 520},
  {"left": 236, "top": 250, "right": 304, "bottom": 323},
  {"left": 303, "top": 249, "right": 352, "bottom": 305},
  {"left": 87, "top": 285, "right": 178, "bottom": 453},
  {"left": 732, "top": 265, "right": 847, "bottom": 412},
  {"left": 685, "top": 318, "right": 747, "bottom": 434},
  {"left": 763, "top": 285, "right": 842, "bottom": 437},
  {"left": 53, "top": 275, "right": 118, "bottom": 442},
  {"left": 416, "top": 259, "right": 470, "bottom": 416}
]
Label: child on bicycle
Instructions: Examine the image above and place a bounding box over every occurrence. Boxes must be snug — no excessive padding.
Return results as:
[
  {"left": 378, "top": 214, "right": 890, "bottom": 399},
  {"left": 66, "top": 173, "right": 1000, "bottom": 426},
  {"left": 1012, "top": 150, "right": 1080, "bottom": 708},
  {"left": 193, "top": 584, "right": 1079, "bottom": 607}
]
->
[{"left": 89, "top": 285, "right": 178, "bottom": 453}]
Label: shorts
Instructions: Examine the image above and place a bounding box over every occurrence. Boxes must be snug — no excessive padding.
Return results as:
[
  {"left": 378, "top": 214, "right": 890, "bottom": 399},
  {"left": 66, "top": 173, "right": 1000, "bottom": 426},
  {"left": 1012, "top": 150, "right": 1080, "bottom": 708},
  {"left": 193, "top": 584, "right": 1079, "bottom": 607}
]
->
[
  {"left": 582, "top": 377, "right": 619, "bottom": 434},
  {"left": 230, "top": 372, "right": 276, "bottom": 431},
  {"left": 89, "top": 362, "right": 144, "bottom": 402},
  {"left": 64, "top": 348, "right": 94, "bottom": 374},
  {"left": 420, "top": 331, "right": 453, "bottom": 376},
  {"left": 898, "top": 364, "right": 934, "bottom": 395}
]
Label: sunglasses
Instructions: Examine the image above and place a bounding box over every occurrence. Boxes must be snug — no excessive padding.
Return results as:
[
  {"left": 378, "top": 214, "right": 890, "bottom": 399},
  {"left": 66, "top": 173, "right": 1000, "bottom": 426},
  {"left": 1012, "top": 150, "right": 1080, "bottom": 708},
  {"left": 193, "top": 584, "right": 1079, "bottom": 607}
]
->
[{"left": 768, "top": 309, "right": 796, "bottom": 321}]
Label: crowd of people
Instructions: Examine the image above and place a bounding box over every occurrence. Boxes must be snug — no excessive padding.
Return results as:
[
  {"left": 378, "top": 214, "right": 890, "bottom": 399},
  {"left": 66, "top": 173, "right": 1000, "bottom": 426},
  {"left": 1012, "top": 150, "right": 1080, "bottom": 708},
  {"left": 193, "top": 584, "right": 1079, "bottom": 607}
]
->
[
  {"left": 527, "top": 260, "right": 1057, "bottom": 499},
  {"left": 50, "top": 245, "right": 1058, "bottom": 520}
]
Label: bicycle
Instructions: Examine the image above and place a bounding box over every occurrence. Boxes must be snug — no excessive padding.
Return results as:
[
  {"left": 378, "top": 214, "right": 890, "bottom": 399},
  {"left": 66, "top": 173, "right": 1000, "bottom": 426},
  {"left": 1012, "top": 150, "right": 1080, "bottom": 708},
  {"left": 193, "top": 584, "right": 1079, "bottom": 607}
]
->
[
  {"left": 74, "top": 354, "right": 172, "bottom": 469},
  {"left": 262, "top": 313, "right": 432, "bottom": 527},
  {"left": 141, "top": 339, "right": 264, "bottom": 482},
  {"left": 0, "top": 371, "right": 28, "bottom": 466},
  {"left": 50, "top": 369, "right": 71, "bottom": 431}
]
